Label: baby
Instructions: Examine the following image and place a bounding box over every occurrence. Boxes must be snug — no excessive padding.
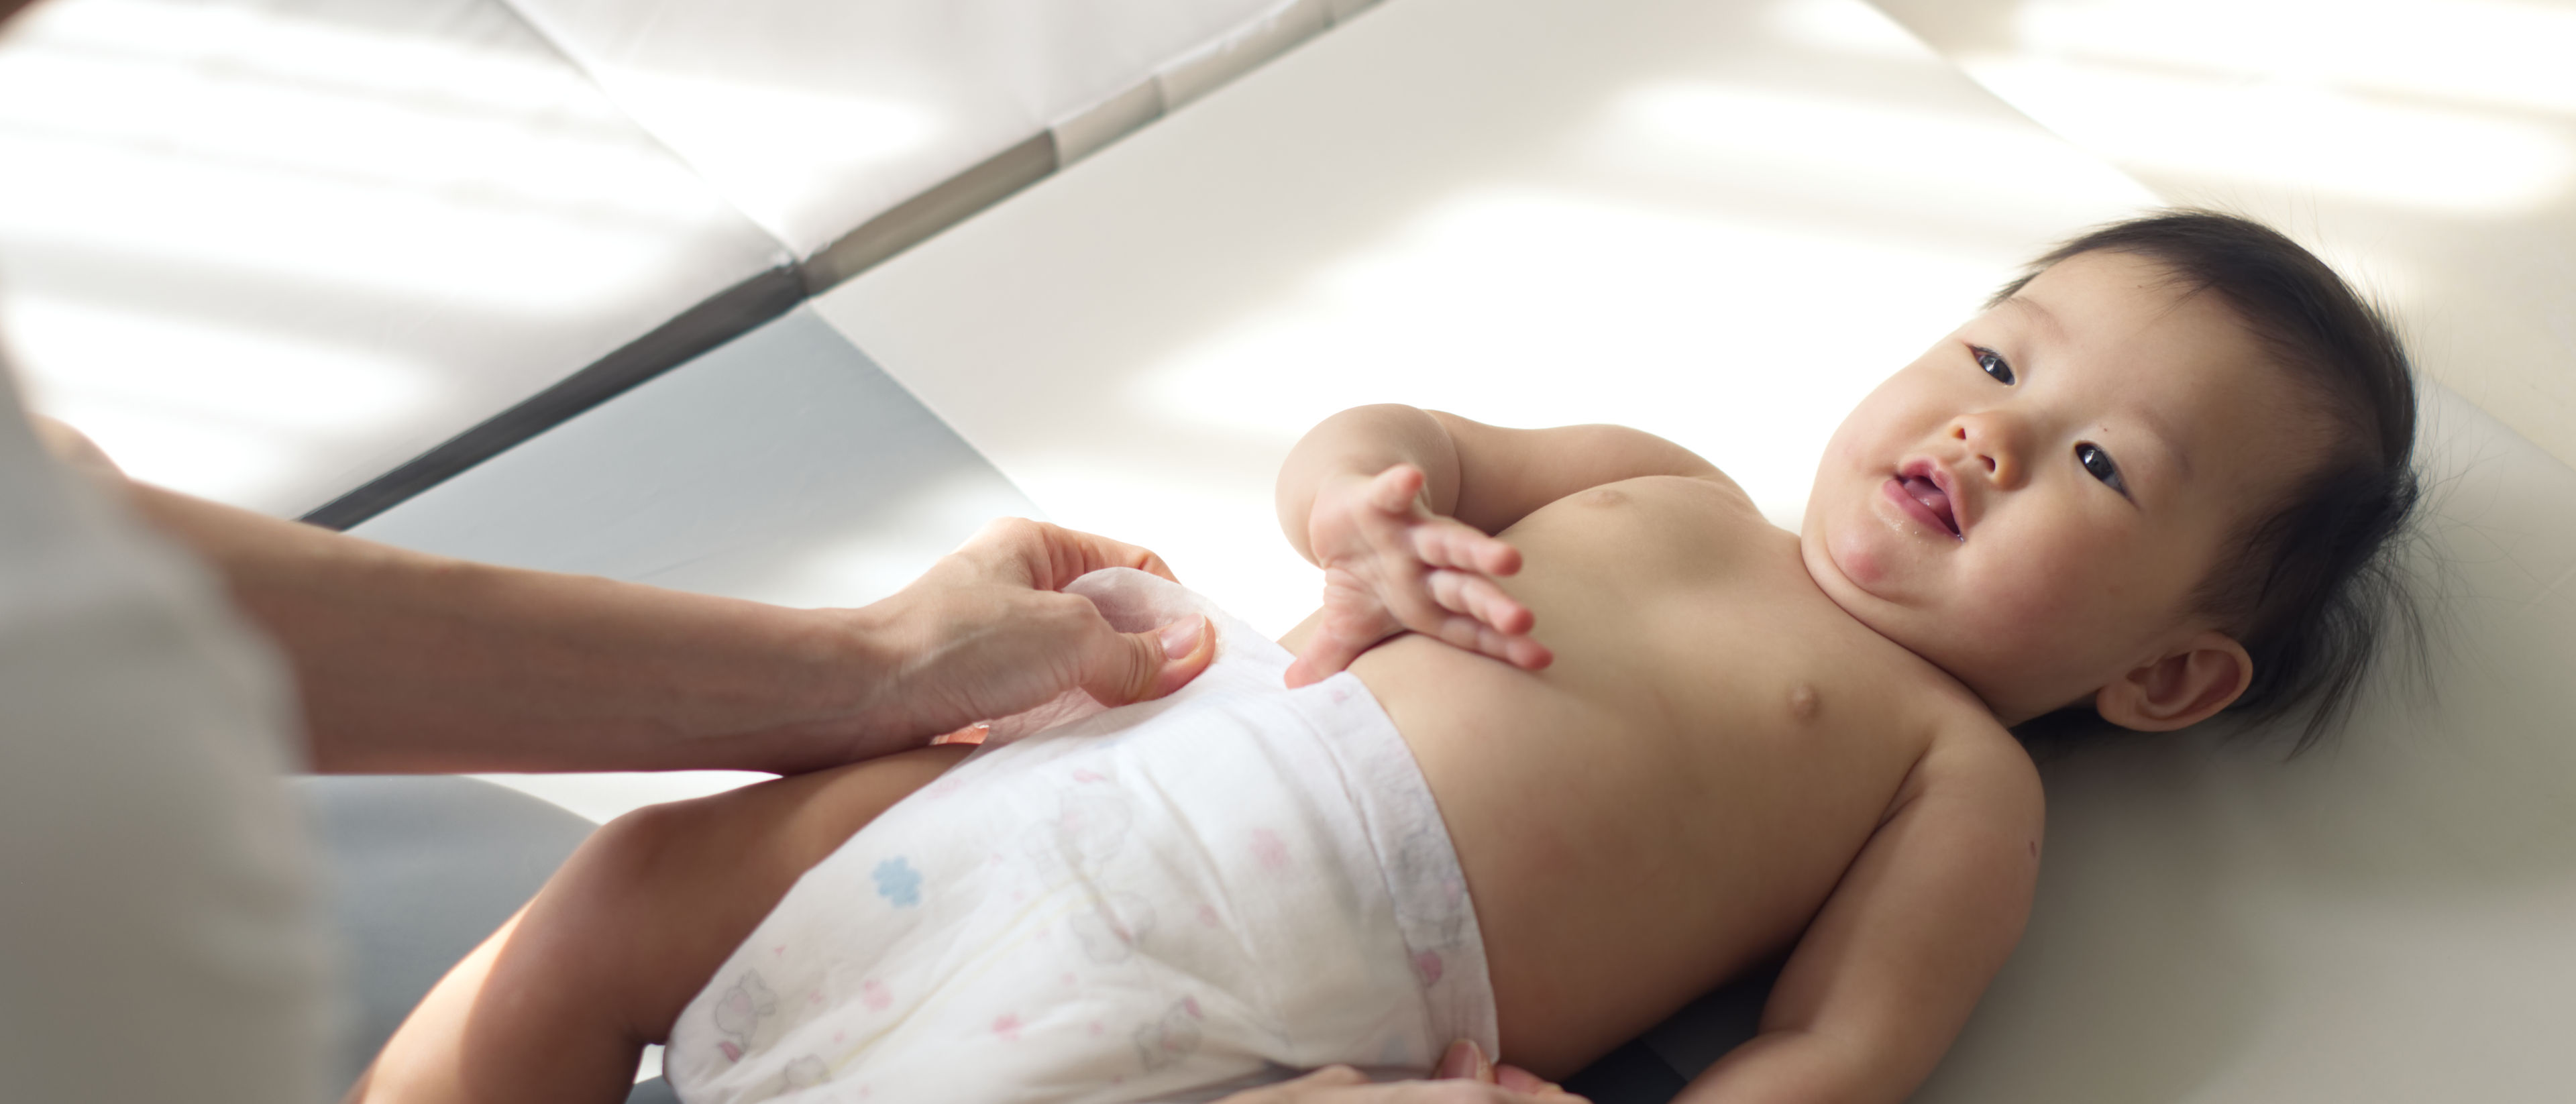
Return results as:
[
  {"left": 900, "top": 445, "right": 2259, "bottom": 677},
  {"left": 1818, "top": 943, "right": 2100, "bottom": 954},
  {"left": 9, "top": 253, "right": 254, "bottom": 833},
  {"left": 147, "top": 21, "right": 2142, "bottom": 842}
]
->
[{"left": 355, "top": 211, "right": 2420, "bottom": 1103}]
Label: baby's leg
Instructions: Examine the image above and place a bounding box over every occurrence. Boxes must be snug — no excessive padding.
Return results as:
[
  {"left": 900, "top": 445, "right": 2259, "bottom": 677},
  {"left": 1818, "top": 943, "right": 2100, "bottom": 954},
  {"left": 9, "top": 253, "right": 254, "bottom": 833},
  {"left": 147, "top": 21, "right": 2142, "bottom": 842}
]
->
[{"left": 350, "top": 744, "right": 978, "bottom": 1104}]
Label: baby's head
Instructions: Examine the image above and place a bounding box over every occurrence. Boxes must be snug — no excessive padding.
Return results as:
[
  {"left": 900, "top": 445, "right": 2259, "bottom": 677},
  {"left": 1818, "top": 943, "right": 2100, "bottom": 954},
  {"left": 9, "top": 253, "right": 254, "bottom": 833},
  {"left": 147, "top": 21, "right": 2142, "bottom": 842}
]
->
[{"left": 1801, "top": 210, "right": 2418, "bottom": 749}]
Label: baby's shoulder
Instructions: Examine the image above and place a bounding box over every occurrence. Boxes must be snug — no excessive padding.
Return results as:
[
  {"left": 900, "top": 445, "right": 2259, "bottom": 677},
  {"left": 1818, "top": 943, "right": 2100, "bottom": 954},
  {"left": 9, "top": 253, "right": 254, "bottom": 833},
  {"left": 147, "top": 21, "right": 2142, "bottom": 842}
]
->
[
  {"left": 1550, "top": 469, "right": 1760, "bottom": 526},
  {"left": 1896, "top": 707, "right": 2043, "bottom": 831}
]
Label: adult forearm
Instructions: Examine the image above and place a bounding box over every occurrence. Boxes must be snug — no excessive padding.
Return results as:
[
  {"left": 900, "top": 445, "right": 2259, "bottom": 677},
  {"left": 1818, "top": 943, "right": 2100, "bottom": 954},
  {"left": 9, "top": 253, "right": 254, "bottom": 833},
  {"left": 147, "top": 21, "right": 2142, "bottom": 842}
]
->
[
  {"left": 28, "top": 415, "right": 1207, "bottom": 776},
  {"left": 125, "top": 483, "right": 896, "bottom": 775}
]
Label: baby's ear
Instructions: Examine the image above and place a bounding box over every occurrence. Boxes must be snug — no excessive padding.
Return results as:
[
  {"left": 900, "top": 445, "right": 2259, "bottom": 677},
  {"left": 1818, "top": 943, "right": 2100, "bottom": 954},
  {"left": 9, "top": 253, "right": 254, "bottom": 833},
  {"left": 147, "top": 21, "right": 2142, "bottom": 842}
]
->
[{"left": 2095, "top": 630, "right": 2253, "bottom": 732}]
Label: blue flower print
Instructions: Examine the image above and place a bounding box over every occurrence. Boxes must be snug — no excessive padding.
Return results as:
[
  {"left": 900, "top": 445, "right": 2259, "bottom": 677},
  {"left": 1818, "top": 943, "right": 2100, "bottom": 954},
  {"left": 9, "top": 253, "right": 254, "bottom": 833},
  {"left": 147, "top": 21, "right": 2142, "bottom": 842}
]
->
[{"left": 872, "top": 857, "right": 923, "bottom": 909}]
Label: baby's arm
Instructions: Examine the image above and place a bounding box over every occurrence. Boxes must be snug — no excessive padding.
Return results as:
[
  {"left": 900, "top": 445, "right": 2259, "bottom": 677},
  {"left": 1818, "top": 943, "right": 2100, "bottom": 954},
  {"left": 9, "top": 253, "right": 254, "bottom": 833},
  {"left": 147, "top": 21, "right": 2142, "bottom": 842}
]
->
[
  {"left": 1275, "top": 405, "right": 1721, "bottom": 681},
  {"left": 1678, "top": 730, "right": 2043, "bottom": 1104},
  {"left": 1277, "top": 405, "right": 1721, "bottom": 545}
]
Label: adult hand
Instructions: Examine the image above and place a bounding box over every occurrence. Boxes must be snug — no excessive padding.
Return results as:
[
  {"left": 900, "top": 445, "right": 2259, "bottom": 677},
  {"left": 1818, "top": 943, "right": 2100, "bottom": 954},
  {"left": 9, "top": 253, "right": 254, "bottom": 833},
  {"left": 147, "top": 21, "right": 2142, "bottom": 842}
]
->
[
  {"left": 1214, "top": 1042, "right": 1584, "bottom": 1103},
  {"left": 1286, "top": 463, "right": 1549, "bottom": 687},
  {"left": 854, "top": 517, "right": 1216, "bottom": 750}
]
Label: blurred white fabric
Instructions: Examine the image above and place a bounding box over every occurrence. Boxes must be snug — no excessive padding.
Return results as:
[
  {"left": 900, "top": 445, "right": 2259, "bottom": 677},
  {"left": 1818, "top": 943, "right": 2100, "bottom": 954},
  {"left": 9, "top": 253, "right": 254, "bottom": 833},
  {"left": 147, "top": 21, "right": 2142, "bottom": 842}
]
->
[{"left": 0, "top": 364, "right": 331, "bottom": 1104}]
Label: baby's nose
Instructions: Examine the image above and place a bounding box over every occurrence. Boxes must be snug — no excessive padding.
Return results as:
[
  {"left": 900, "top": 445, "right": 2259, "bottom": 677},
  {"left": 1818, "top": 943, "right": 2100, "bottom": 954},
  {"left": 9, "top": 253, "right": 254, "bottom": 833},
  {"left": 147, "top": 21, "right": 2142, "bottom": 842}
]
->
[{"left": 1949, "top": 412, "right": 2028, "bottom": 488}]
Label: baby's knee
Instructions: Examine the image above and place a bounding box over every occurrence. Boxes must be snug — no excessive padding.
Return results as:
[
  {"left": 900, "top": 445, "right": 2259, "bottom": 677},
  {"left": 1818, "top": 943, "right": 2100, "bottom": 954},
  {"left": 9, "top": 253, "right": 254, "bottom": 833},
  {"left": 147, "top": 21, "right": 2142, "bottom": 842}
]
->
[{"left": 576, "top": 797, "right": 727, "bottom": 897}]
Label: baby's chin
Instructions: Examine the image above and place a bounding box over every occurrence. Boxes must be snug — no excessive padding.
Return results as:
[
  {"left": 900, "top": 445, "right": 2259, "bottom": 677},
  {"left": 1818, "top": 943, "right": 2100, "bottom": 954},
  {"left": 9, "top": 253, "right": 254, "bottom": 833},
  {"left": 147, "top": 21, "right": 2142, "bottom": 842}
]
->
[
  {"left": 1800, "top": 527, "right": 1945, "bottom": 651},
  {"left": 1797, "top": 529, "right": 2074, "bottom": 722}
]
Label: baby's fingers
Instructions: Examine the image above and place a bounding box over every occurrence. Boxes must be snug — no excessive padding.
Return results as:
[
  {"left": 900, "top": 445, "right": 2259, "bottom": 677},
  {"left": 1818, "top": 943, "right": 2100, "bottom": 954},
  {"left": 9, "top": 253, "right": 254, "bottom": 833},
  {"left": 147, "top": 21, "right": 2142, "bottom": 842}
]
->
[
  {"left": 1366, "top": 464, "right": 1430, "bottom": 514},
  {"left": 1409, "top": 522, "right": 1522, "bottom": 577},
  {"left": 1287, "top": 631, "right": 1371, "bottom": 689},
  {"left": 1430, "top": 612, "right": 1554, "bottom": 672},
  {"left": 1426, "top": 569, "right": 1535, "bottom": 637}
]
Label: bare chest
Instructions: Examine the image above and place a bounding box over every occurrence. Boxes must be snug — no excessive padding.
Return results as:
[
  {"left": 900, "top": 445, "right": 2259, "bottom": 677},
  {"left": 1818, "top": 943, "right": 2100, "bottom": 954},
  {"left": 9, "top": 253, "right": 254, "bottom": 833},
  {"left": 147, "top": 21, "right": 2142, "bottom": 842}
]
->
[{"left": 1342, "top": 478, "right": 1967, "bottom": 1071}]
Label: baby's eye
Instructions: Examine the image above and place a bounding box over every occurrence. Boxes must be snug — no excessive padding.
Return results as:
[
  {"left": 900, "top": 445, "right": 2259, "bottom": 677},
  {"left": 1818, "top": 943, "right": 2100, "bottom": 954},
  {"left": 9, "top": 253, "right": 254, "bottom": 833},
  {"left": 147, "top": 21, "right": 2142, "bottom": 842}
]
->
[
  {"left": 1974, "top": 346, "right": 2015, "bottom": 385},
  {"left": 2077, "top": 443, "right": 2127, "bottom": 494}
]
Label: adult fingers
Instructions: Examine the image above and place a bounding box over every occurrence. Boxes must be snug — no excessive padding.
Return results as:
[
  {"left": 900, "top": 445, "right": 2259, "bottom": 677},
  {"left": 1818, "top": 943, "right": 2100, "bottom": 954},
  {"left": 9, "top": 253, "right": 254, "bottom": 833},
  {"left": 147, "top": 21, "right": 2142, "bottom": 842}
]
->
[
  {"left": 1032, "top": 520, "right": 1181, "bottom": 584},
  {"left": 1492, "top": 1064, "right": 1568, "bottom": 1095},
  {"left": 1434, "top": 1039, "right": 1495, "bottom": 1081},
  {"left": 959, "top": 517, "right": 1180, "bottom": 589},
  {"left": 1081, "top": 614, "right": 1215, "bottom": 706},
  {"left": 1214, "top": 1066, "right": 1582, "bottom": 1103},
  {"left": 1213, "top": 1064, "right": 1396, "bottom": 1102}
]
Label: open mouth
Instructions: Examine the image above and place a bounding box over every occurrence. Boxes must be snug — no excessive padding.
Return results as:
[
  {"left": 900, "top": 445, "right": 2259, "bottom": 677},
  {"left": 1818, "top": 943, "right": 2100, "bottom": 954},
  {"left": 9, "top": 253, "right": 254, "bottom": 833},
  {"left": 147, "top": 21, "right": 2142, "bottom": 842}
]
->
[{"left": 1888, "top": 471, "right": 1962, "bottom": 540}]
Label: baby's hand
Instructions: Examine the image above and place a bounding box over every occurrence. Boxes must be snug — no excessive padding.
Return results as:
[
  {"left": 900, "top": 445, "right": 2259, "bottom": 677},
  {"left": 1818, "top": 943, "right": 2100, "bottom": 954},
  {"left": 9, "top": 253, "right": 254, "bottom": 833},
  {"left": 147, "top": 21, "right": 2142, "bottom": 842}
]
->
[{"left": 1287, "top": 465, "right": 1551, "bottom": 687}]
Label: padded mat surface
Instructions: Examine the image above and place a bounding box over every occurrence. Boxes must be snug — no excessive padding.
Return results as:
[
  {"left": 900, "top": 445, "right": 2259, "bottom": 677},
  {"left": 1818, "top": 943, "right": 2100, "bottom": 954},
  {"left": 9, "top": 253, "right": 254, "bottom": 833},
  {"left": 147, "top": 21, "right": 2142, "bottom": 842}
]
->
[{"left": 0, "top": 0, "right": 786, "bottom": 517}]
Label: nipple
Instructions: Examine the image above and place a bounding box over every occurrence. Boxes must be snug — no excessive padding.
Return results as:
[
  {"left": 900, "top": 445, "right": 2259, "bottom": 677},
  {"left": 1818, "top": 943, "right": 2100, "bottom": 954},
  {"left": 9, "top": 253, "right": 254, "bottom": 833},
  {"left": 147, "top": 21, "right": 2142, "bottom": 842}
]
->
[{"left": 1788, "top": 684, "right": 1819, "bottom": 722}]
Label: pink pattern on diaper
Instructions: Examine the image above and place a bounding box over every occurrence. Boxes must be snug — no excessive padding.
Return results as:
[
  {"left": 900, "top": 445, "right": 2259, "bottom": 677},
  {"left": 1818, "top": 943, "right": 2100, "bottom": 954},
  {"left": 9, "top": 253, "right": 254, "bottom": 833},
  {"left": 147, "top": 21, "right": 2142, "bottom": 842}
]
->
[
  {"left": 1413, "top": 950, "right": 1444, "bottom": 986},
  {"left": 1073, "top": 769, "right": 1108, "bottom": 783},
  {"left": 861, "top": 980, "right": 891, "bottom": 1011},
  {"left": 718, "top": 1041, "right": 743, "bottom": 1062},
  {"left": 994, "top": 1013, "right": 1022, "bottom": 1042},
  {"left": 1250, "top": 828, "right": 1290, "bottom": 871},
  {"left": 1197, "top": 903, "right": 1222, "bottom": 927}
]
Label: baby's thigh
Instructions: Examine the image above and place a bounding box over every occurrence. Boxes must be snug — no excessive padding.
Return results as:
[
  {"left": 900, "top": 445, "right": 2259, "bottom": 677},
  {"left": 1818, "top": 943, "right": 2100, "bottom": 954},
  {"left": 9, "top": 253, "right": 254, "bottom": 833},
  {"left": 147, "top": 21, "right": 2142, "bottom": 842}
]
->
[{"left": 536, "top": 744, "right": 979, "bottom": 1038}]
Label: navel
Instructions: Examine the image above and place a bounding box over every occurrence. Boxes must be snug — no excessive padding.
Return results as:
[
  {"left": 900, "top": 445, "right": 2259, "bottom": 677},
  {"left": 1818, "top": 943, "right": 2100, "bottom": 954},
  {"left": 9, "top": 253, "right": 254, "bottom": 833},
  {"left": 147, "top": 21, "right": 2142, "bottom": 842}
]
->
[{"left": 1786, "top": 683, "right": 1820, "bottom": 722}]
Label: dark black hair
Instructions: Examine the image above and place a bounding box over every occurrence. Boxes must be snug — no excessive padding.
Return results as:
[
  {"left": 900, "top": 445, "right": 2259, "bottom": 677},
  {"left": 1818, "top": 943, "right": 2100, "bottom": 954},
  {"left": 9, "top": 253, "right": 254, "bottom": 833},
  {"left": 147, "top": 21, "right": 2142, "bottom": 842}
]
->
[{"left": 2000, "top": 209, "right": 2422, "bottom": 755}]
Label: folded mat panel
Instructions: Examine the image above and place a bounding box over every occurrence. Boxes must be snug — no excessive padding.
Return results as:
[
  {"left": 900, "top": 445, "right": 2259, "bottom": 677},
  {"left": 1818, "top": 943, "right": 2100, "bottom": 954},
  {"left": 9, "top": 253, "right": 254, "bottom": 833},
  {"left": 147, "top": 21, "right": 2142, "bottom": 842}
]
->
[
  {"left": 0, "top": 0, "right": 789, "bottom": 518},
  {"left": 502, "top": 0, "right": 1381, "bottom": 286}
]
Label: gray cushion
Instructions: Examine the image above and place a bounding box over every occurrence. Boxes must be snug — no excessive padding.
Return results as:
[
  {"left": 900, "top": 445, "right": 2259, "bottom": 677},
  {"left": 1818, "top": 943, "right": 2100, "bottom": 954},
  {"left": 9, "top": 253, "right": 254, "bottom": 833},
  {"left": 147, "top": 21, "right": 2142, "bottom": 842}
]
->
[{"left": 297, "top": 776, "right": 608, "bottom": 1095}]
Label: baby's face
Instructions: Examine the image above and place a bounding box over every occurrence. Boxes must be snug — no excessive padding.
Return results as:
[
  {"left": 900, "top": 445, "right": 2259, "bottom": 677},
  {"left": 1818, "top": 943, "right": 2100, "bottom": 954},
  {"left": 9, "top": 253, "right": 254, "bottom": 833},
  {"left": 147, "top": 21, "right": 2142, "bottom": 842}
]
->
[{"left": 1801, "top": 250, "right": 2318, "bottom": 724}]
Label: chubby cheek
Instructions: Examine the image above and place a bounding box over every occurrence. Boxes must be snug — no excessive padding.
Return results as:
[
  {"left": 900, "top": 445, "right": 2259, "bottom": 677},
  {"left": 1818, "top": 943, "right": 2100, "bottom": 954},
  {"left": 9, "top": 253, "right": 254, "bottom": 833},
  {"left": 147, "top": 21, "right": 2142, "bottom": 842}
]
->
[{"left": 1955, "top": 525, "right": 2137, "bottom": 671}]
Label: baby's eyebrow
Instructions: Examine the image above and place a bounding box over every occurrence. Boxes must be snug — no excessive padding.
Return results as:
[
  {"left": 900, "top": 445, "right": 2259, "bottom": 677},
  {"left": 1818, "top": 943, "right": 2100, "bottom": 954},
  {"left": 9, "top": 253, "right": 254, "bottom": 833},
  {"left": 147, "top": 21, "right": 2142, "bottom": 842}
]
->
[
  {"left": 2132, "top": 407, "right": 2194, "bottom": 488},
  {"left": 2002, "top": 294, "right": 2063, "bottom": 337}
]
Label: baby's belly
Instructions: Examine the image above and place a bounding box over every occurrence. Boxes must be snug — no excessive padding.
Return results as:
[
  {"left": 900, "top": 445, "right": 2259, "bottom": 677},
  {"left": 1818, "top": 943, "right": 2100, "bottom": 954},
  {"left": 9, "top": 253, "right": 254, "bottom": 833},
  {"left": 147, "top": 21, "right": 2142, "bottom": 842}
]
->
[{"left": 1349, "top": 633, "right": 1915, "bottom": 1078}]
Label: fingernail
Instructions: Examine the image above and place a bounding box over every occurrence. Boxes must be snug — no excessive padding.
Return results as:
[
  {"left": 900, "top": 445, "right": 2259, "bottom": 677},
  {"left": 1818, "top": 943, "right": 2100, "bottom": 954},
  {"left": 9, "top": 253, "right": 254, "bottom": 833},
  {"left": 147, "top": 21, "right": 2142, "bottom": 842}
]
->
[
  {"left": 1159, "top": 616, "right": 1206, "bottom": 660},
  {"left": 1435, "top": 1040, "right": 1478, "bottom": 1079}
]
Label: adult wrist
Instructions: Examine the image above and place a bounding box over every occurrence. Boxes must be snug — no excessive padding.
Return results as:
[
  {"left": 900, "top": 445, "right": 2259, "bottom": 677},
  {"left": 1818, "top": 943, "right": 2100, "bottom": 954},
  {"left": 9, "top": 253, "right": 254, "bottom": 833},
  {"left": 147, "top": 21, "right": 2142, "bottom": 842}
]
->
[{"left": 794, "top": 597, "right": 920, "bottom": 761}]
